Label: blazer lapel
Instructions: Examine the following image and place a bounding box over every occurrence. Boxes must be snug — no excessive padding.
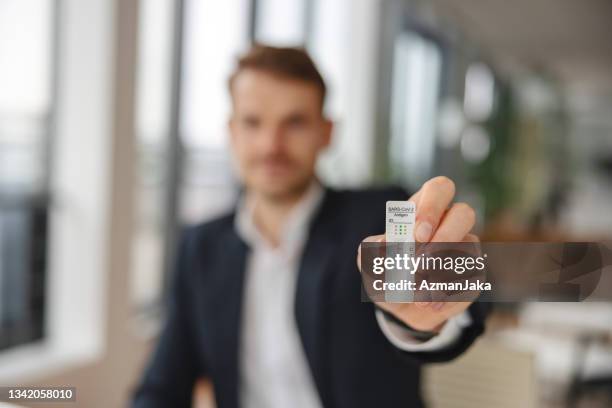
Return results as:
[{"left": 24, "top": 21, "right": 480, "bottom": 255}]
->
[
  {"left": 212, "top": 226, "right": 249, "bottom": 408},
  {"left": 294, "top": 190, "right": 344, "bottom": 407}
]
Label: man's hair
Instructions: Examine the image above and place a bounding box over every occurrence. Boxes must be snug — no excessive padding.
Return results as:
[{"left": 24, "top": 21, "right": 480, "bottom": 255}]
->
[{"left": 228, "top": 44, "right": 327, "bottom": 108}]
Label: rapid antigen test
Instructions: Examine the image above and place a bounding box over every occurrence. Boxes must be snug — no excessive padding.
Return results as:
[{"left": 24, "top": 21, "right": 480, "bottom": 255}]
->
[{"left": 385, "top": 201, "right": 416, "bottom": 301}]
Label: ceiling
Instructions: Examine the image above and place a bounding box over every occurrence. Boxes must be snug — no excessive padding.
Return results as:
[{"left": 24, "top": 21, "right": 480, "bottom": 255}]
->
[{"left": 429, "top": 0, "right": 612, "bottom": 99}]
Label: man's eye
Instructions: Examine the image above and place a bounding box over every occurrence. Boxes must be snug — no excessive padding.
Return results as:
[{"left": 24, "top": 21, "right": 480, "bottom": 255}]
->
[
  {"left": 242, "top": 118, "right": 260, "bottom": 128},
  {"left": 286, "top": 116, "right": 306, "bottom": 128}
]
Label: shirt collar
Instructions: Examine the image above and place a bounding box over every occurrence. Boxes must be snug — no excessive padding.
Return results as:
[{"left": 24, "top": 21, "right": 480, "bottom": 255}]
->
[{"left": 235, "top": 181, "right": 325, "bottom": 253}]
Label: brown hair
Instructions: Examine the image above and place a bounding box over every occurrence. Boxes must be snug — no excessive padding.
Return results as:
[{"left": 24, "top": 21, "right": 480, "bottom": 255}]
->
[{"left": 228, "top": 44, "right": 327, "bottom": 108}]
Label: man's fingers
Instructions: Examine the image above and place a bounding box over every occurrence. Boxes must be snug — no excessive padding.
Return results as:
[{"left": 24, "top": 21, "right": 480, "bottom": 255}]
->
[
  {"left": 413, "top": 176, "right": 455, "bottom": 242},
  {"left": 407, "top": 189, "right": 421, "bottom": 204},
  {"left": 431, "top": 202, "right": 476, "bottom": 242},
  {"left": 463, "top": 233, "right": 479, "bottom": 243},
  {"left": 357, "top": 235, "right": 385, "bottom": 272},
  {"left": 362, "top": 234, "right": 385, "bottom": 243}
]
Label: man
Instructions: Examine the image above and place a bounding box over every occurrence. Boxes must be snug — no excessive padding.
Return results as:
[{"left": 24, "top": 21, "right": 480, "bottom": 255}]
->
[{"left": 133, "top": 45, "right": 488, "bottom": 408}]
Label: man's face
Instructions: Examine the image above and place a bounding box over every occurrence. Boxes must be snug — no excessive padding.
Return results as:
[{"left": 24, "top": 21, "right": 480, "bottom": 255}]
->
[{"left": 229, "top": 70, "right": 332, "bottom": 200}]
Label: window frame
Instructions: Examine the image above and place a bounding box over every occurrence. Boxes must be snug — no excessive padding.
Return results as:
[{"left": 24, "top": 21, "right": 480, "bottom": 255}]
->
[{"left": 0, "top": 0, "right": 59, "bottom": 353}]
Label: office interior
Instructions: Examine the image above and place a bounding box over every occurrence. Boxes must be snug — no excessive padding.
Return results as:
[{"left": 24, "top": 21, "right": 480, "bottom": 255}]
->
[{"left": 0, "top": 0, "right": 611, "bottom": 407}]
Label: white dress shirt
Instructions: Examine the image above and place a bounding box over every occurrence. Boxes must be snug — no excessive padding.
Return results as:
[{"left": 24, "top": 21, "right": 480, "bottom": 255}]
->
[{"left": 236, "top": 182, "right": 470, "bottom": 408}]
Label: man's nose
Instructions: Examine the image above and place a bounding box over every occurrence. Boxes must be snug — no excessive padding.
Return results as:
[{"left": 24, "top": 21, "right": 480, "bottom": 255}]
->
[{"left": 259, "top": 127, "right": 285, "bottom": 153}]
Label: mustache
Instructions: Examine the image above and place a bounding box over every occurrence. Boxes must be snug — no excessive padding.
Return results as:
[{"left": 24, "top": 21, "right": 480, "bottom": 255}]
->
[{"left": 253, "top": 155, "right": 296, "bottom": 166}]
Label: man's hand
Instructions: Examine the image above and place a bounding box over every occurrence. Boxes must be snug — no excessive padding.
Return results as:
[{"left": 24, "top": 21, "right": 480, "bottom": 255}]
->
[{"left": 357, "top": 176, "right": 479, "bottom": 333}]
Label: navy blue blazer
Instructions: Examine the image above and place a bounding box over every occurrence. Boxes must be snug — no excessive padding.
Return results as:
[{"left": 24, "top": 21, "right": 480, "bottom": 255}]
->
[{"left": 133, "top": 187, "right": 489, "bottom": 408}]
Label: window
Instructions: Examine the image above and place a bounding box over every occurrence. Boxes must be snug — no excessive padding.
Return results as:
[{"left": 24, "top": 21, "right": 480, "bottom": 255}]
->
[
  {"left": 131, "top": 0, "right": 177, "bottom": 312},
  {"left": 179, "top": 0, "right": 251, "bottom": 223},
  {"left": 0, "top": 0, "right": 55, "bottom": 351},
  {"left": 389, "top": 31, "right": 442, "bottom": 189},
  {"left": 131, "top": 0, "right": 253, "bottom": 313},
  {"left": 308, "top": 0, "right": 353, "bottom": 185},
  {"left": 255, "top": 0, "right": 309, "bottom": 46}
]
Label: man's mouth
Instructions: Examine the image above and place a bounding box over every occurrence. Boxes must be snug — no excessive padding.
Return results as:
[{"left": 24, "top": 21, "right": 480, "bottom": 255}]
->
[{"left": 258, "top": 159, "right": 295, "bottom": 172}]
